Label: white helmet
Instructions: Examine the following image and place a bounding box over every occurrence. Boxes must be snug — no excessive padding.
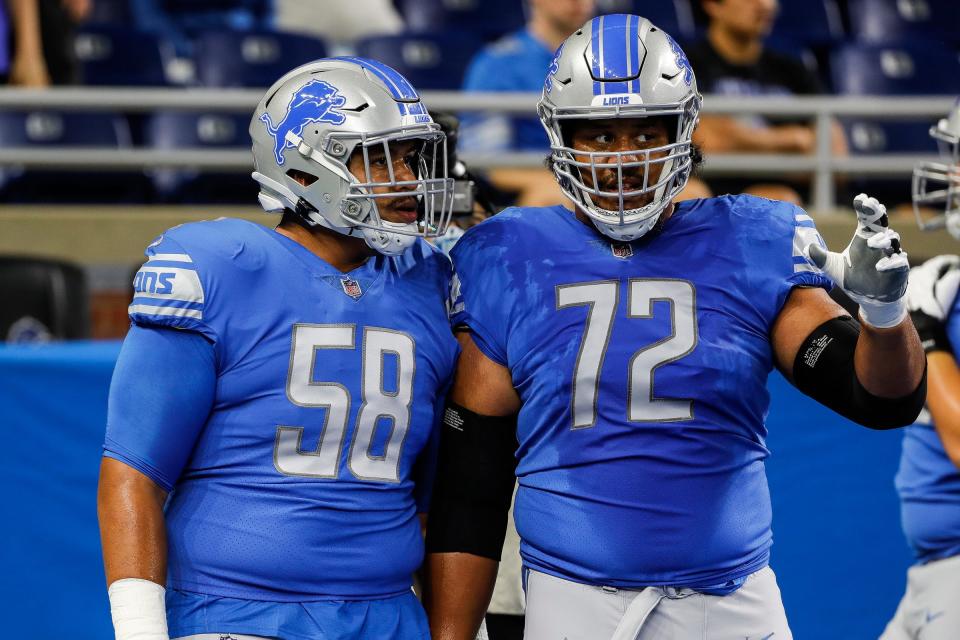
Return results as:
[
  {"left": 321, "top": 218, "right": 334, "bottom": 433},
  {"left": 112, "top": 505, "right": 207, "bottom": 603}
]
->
[
  {"left": 250, "top": 57, "right": 454, "bottom": 255},
  {"left": 539, "top": 14, "right": 701, "bottom": 242},
  {"left": 913, "top": 99, "right": 960, "bottom": 240}
]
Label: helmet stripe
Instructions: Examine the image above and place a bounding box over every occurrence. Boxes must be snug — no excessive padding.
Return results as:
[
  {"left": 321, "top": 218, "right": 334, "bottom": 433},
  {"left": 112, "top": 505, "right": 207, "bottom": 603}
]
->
[
  {"left": 599, "top": 13, "right": 630, "bottom": 94},
  {"left": 630, "top": 14, "right": 641, "bottom": 93},
  {"left": 591, "top": 15, "right": 601, "bottom": 95},
  {"left": 332, "top": 56, "right": 424, "bottom": 116}
]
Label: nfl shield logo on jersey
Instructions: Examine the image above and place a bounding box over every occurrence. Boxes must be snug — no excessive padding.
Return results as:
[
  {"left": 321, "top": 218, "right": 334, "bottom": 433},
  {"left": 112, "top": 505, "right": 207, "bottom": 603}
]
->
[
  {"left": 340, "top": 277, "right": 362, "bottom": 299},
  {"left": 611, "top": 242, "right": 633, "bottom": 259}
]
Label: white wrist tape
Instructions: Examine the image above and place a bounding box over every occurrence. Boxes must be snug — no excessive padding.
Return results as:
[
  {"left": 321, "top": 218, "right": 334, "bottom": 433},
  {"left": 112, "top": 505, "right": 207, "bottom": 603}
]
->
[
  {"left": 858, "top": 297, "right": 908, "bottom": 329},
  {"left": 107, "top": 578, "right": 169, "bottom": 640}
]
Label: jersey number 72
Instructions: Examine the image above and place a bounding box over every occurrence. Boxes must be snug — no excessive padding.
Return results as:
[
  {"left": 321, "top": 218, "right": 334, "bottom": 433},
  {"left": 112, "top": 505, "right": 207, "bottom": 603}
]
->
[{"left": 557, "top": 279, "right": 698, "bottom": 428}]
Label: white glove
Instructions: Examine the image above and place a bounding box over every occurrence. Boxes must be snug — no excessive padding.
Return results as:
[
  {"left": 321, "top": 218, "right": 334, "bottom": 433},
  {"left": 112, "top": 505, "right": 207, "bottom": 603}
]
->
[
  {"left": 906, "top": 254, "right": 960, "bottom": 353},
  {"left": 807, "top": 193, "right": 910, "bottom": 328},
  {"left": 906, "top": 254, "right": 960, "bottom": 321}
]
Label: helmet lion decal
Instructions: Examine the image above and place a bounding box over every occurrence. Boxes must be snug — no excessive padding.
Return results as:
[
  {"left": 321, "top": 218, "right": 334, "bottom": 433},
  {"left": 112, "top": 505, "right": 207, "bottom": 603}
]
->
[{"left": 259, "top": 78, "right": 347, "bottom": 166}]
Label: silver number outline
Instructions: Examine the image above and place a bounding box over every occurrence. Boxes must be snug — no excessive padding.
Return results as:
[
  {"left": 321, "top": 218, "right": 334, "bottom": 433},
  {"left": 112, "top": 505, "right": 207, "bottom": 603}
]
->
[
  {"left": 274, "top": 323, "right": 416, "bottom": 482},
  {"left": 556, "top": 280, "right": 619, "bottom": 429},
  {"left": 556, "top": 279, "right": 698, "bottom": 428}
]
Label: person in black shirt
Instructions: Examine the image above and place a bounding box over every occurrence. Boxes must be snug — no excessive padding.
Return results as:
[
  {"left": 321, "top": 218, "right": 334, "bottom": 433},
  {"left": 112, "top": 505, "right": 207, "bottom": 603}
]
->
[{"left": 687, "top": 0, "right": 846, "bottom": 205}]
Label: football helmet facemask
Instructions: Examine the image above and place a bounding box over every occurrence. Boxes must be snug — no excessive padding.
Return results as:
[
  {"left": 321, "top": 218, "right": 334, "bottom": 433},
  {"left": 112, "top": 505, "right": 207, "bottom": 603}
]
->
[
  {"left": 913, "top": 99, "right": 960, "bottom": 241},
  {"left": 539, "top": 14, "right": 701, "bottom": 242},
  {"left": 250, "top": 57, "right": 454, "bottom": 256}
]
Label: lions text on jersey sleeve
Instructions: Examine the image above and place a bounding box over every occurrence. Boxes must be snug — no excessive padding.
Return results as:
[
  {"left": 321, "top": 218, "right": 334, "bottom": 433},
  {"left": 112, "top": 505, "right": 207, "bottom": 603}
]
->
[
  {"left": 106, "top": 218, "right": 458, "bottom": 601},
  {"left": 450, "top": 195, "right": 831, "bottom": 589},
  {"left": 896, "top": 293, "right": 960, "bottom": 563}
]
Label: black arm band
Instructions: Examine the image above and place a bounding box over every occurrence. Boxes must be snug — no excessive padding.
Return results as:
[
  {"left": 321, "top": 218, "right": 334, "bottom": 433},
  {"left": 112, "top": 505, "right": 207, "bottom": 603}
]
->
[
  {"left": 424, "top": 401, "right": 518, "bottom": 560},
  {"left": 792, "top": 315, "right": 927, "bottom": 429}
]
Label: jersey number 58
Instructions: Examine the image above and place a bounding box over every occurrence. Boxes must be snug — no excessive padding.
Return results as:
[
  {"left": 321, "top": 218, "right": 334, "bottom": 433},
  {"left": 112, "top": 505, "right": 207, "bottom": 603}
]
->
[{"left": 273, "top": 324, "right": 415, "bottom": 483}]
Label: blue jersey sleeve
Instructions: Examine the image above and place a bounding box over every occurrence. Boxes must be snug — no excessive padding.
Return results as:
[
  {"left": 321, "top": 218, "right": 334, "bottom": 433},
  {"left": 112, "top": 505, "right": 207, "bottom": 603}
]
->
[
  {"left": 128, "top": 231, "right": 217, "bottom": 344},
  {"left": 103, "top": 325, "right": 216, "bottom": 491},
  {"left": 727, "top": 196, "right": 833, "bottom": 324},
  {"left": 449, "top": 216, "right": 517, "bottom": 366}
]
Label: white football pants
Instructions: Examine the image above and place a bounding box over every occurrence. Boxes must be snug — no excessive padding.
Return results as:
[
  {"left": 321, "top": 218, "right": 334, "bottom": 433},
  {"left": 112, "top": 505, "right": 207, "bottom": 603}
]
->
[
  {"left": 523, "top": 566, "right": 792, "bottom": 640},
  {"left": 880, "top": 553, "right": 960, "bottom": 640}
]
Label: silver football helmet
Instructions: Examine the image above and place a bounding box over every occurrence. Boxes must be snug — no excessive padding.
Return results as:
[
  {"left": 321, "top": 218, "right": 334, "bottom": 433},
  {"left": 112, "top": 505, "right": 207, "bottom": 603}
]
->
[
  {"left": 539, "top": 14, "right": 701, "bottom": 241},
  {"left": 913, "top": 99, "right": 960, "bottom": 240},
  {"left": 250, "top": 57, "right": 454, "bottom": 256}
]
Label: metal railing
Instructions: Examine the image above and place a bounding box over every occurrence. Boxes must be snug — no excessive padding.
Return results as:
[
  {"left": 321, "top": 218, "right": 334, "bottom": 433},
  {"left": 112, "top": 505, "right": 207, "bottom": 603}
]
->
[{"left": 0, "top": 88, "right": 953, "bottom": 212}]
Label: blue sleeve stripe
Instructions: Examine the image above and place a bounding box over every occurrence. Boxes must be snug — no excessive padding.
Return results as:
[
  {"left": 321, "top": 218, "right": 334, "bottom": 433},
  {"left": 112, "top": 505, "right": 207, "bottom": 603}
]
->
[
  {"left": 129, "top": 303, "right": 203, "bottom": 320},
  {"left": 795, "top": 220, "right": 817, "bottom": 229},
  {"left": 141, "top": 260, "right": 200, "bottom": 270},
  {"left": 792, "top": 256, "right": 810, "bottom": 265},
  {"left": 131, "top": 297, "right": 204, "bottom": 311}
]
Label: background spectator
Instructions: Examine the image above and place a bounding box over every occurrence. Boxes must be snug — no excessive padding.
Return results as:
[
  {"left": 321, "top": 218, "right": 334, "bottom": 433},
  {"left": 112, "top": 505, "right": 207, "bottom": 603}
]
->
[
  {"left": 7, "top": 0, "right": 47, "bottom": 85},
  {"left": 459, "top": 0, "right": 595, "bottom": 208},
  {"left": 39, "top": 0, "right": 89, "bottom": 84},
  {"left": 688, "top": 0, "right": 847, "bottom": 204},
  {"left": 274, "top": 0, "right": 402, "bottom": 51}
]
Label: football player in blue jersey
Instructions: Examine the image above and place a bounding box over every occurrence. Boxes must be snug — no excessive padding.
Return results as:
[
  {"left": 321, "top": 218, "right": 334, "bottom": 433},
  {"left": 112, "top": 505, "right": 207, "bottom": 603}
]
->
[
  {"left": 423, "top": 15, "right": 927, "bottom": 640},
  {"left": 881, "top": 101, "right": 960, "bottom": 640},
  {"left": 97, "top": 58, "right": 458, "bottom": 640}
]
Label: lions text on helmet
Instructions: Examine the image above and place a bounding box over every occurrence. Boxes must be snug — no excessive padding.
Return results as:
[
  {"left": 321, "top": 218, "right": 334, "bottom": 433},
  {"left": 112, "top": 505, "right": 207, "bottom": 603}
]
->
[
  {"left": 539, "top": 14, "right": 701, "bottom": 241},
  {"left": 250, "top": 57, "right": 455, "bottom": 256}
]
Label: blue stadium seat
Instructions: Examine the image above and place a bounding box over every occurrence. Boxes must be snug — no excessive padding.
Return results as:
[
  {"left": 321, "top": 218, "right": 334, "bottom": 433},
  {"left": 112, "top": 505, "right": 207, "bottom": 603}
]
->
[
  {"left": 355, "top": 31, "right": 484, "bottom": 90},
  {"left": 842, "top": 118, "right": 937, "bottom": 208},
  {"left": 0, "top": 111, "right": 149, "bottom": 202},
  {"left": 74, "top": 26, "right": 170, "bottom": 86},
  {"left": 87, "top": 0, "right": 132, "bottom": 25},
  {"left": 830, "top": 43, "right": 960, "bottom": 95},
  {"left": 771, "top": 0, "right": 844, "bottom": 46},
  {"left": 146, "top": 111, "right": 256, "bottom": 203},
  {"left": 848, "top": 0, "right": 957, "bottom": 45},
  {"left": 844, "top": 119, "right": 937, "bottom": 154},
  {"left": 398, "top": 0, "right": 526, "bottom": 40},
  {"left": 193, "top": 30, "right": 327, "bottom": 88},
  {"left": 593, "top": 0, "right": 696, "bottom": 41}
]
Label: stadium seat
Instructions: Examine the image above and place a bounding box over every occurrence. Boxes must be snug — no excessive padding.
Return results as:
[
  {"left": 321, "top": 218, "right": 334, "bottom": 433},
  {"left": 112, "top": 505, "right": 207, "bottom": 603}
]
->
[
  {"left": 848, "top": 0, "right": 957, "bottom": 45},
  {"left": 842, "top": 118, "right": 938, "bottom": 208},
  {"left": 593, "top": 0, "right": 696, "bottom": 41},
  {"left": 0, "top": 257, "right": 89, "bottom": 342},
  {"left": 87, "top": 0, "right": 132, "bottom": 25},
  {"left": 0, "top": 111, "right": 149, "bottom": 203},
  {"left": 355, "top": 31, "right": 484, "bottom": 90},
  {"left": 830, "top": 43, "right": 960, "bottom": 95},
  {"left": 843, "top": 119, "right": 938, "bottom": 154},
  {"left": 193, "top": 30, "right": 328, "bottom": 88},
  {"left": 74, "top": 26, "right": 170, "bottom": 86},
  {"left": 398, "top": 0, "right": 526, "bottom": 41},
  {"left": 146, "top": 111, "right": 256, "bottom": 203},
  {"left": 771, "top": 0, "right": 844, "bottom": 46}
]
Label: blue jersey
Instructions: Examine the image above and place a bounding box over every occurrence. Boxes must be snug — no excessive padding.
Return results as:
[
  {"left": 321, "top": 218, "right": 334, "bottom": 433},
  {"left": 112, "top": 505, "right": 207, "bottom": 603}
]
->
[
  {"left": 104, "top": 218, "right": 458, "bottom": 601},
  {"left": 896, "top": 291, "right": 960, "bottom": 563},
  {"left": 449, "top": 196, "right": 831, "bottom": 588},
  {"left": 460, "top": 29, "right": 553, "bottom": 152}
]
